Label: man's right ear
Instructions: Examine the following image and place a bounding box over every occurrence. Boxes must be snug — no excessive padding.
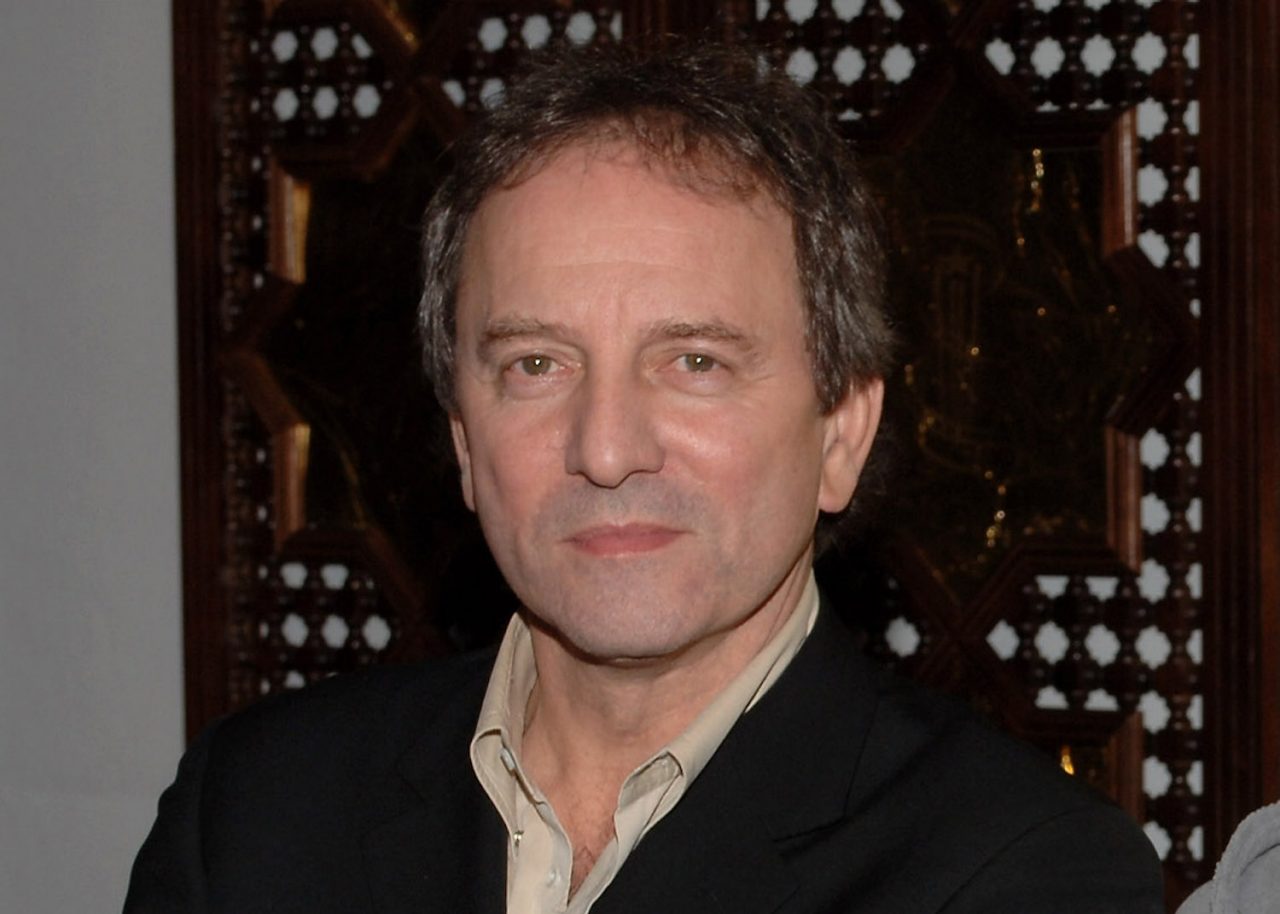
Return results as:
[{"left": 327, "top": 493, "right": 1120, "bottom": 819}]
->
[{"left": 449, "top": 414, "right": 476, "bottom": 511}]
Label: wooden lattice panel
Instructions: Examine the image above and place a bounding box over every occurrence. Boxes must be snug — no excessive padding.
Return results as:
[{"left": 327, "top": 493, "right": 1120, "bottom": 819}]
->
[
  {"left": 753, "top": 0, "right": 938, "bottom": 125},
  {"left": 980, "top": 0, "right": 1201, "bottom": 301},
  {"left": 260, "top": 17, "right": 401, "bottom": 144},
  {"left": 750, "top": 0, "right": 1204, "bottom": 894},
  {"left": 440, "top": 5, "right": 625, "bottom": 114}
]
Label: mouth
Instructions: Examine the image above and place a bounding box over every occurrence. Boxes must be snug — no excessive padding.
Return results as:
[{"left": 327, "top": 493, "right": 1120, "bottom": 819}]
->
[{"left": 564, "top": 523, "right": 685, "bottom": 557}]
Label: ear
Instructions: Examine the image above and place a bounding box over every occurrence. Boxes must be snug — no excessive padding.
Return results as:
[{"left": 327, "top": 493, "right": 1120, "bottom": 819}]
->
[
  {"left": 817, "top": 377, "right": 884, "bottom": 514},
  {"left": 449, "top": 413, "right": 476, "bottom": 512}
]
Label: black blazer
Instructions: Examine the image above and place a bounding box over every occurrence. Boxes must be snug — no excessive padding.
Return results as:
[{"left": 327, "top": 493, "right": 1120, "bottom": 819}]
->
[{"left": 125, "top": 609, "right": 1164, "bottom": 913}]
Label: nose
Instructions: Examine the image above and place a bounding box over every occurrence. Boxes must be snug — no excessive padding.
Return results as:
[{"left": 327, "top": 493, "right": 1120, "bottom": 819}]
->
[{"left": 563, "top": 370, "right": 665, "bottom": 488}]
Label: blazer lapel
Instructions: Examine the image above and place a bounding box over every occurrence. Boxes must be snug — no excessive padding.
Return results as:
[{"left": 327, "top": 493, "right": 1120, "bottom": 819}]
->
[
  {"left": 361, "top": 667, "right": 506, "bottom": 914},
  {"left": 594, "top": 607, "right": 881, "bottom": 914},
  {"left": 724, "top": 606, "right": 880, "bottom": 840},
  {"left": 592, "top": 768, "right": 798, "bottom": 914}
]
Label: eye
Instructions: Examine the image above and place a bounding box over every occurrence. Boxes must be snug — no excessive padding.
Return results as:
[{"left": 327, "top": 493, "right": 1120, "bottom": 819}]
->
[
  {"left": 512, "top": 354, "right": 557, "bottom": 376},
  {"left": 678, "top": 353, "right": 719, "bottom": 373}
]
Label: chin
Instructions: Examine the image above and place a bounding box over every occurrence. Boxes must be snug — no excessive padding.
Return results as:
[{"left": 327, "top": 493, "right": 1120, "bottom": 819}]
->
[
  {"left": 568, "top": 626, "right": 696, "bottom": 666},
  {"left": 530, "top": 603, "right": 705, "bottom": 666}
]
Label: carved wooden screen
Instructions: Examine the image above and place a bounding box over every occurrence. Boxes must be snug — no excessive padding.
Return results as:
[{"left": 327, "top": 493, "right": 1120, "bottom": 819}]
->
[
  {"left": 174, "top": 0, "right": 1278, "bottom": 908},
  {"left": 746, "top": 1, "right": 1203, "bottom": 901}
]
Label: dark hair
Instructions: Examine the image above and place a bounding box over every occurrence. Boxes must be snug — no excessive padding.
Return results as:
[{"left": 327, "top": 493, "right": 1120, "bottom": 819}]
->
[{"left": 419, "top": 40, "right": 894, "bottom": 537}]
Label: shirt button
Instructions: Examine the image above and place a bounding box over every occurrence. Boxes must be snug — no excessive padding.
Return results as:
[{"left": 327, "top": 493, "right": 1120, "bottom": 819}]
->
[
  {"left": 546, "top": 869, "right": 561, "bottom": 886},
  {"left": 499, "top": 747, "right": 517, "bottom": 772}
]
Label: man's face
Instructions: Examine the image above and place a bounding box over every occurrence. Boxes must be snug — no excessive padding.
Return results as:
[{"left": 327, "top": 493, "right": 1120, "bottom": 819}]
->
[{"left": 450, "top": 145, "right": 880, "bottom": 665}]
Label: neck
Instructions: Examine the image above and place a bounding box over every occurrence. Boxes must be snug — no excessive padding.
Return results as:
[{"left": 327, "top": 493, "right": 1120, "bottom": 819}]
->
[
  {"left": 517, "top": 568, "right": 812, "bottom": 894},
  {"left": 520, "top": 568, "right": 811, "bottom": 790}
]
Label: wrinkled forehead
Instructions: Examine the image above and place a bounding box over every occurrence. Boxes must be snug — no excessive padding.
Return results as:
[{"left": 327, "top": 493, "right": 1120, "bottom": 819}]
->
[
  {"left": 458, "top": 137, "right": 788, "bottom": 288},
  {"left": 453, "top": 141, "right": 807, "bottom": 358},
  {"left": 494, "top": 117, "right": 785, "bottom": 215},
  {"left": 459, "top": 139, "right": 798, "bottom": 289}
]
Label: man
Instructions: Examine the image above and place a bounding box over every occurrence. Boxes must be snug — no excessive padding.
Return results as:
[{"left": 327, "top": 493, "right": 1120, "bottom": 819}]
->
[{"left": 126, "top": 42, "right": 1163, "bottom": 912}]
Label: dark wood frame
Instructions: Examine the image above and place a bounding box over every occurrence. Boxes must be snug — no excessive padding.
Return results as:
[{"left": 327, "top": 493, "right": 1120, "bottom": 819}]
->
[
  {"left": 1200, "top": 0, "right": 1280, "bottom": 855},
  {"left": 173, "top": 0, "right": 229, "bottom": 736},
  {"left": 171, "top": 0, "right": 1280, "bottom": 886}
]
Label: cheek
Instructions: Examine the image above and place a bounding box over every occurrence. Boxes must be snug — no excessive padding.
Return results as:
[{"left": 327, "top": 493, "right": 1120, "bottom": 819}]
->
[
  {"left": 672, "top": 407, "right": 826, "bottom": 504},
  {"left": 467, "top": 422, "right": 561, "bottom": 521}
]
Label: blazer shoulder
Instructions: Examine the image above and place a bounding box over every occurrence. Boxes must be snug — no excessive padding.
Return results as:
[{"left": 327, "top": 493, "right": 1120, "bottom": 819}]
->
[
  {"left": 853, "top": 662, "right": 1114, "bottom": 822},
  {"left": 189, "top": 647, "right": 495, "bottom": 814},
  {"left": 130, "top": 649, "right": 497, "bottom": 910},
  {"left": 845, "top": 664, "right": 1162, "bottom": 910}
]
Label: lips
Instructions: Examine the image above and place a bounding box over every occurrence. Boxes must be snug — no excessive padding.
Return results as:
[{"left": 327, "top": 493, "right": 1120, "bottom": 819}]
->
[{"left": 565, "top": 523, "right": 685, "bottom": 556}]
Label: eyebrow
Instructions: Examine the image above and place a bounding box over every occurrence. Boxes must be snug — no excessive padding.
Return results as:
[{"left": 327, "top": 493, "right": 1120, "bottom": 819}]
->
[
  {"left": 476, "top": 317, "right": 571, "bottom": 359},
  {"left": 475, "top": 315, "right": 760, "bottom": 359},
  {"left": 644, "top": 319, "right": 756, "bottom": 350}
]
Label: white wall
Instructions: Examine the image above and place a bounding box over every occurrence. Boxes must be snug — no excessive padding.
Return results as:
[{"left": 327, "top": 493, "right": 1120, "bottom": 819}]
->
[{"left": 0, "top": 3, "right": 182, "bottom": 911}]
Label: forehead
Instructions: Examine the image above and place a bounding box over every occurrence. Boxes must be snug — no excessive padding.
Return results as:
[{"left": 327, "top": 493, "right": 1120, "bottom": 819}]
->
[{"left": 457, "top": 144, "right": 801, "bottom": 317}]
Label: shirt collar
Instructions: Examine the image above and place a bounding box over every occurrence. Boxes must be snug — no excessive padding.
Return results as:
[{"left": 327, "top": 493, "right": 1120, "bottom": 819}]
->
[{"left": 470, "top": 573, "right": 819, "bottom": 821}]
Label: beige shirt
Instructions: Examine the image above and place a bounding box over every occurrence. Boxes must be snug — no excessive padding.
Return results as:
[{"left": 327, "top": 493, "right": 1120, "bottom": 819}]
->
[{"left": 469, "top": 574, "right": 819, "bottom": 914}]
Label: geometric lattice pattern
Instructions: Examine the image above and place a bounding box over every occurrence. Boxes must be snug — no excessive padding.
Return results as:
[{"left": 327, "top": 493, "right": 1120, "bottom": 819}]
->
[
  {"left": 441, "top": 9, "right": 624, "bottom": 113},
  {"left": 754, "top": 0, "right": 935, "bottom": 122},
  {"left": 222, "top": 384, "right": 422, "bottom": 707},
  {"left": 862, "top": 294, "right": 1202, "bottom": 883},
  {"left": 981, "top": 0, "right": 1202, "bottom": 303},
  {"left": 756, "top": 0, "right": 1204, "bottom": 891},
  {"left": 264, "top": 25, "right": 384, "bottom": 141},
  {"left": 254, "top": 557, "right": 393, "bottom": 692},
  {"left": 759, "top": 0, "right": 1201, "bottom": 304}
]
